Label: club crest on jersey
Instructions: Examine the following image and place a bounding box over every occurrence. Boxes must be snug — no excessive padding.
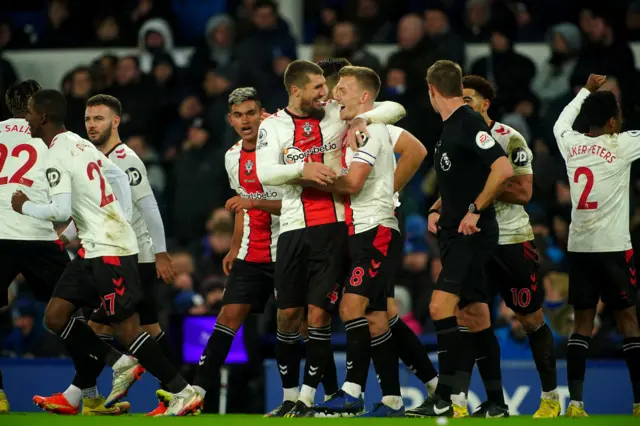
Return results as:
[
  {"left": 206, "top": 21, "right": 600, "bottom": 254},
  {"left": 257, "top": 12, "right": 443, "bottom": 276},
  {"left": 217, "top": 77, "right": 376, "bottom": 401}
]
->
[
  {"left": 245, "top": 159, "right": 254, "bottom": 175},
  {"left": 302, "top": 122, "right": 314, "bottom": 136},
  {"left": 46, "top": 168, "right": 61, "bottom": 187},
  {"left": 440, "top": 153, "right": 451, "bottom": 171}
]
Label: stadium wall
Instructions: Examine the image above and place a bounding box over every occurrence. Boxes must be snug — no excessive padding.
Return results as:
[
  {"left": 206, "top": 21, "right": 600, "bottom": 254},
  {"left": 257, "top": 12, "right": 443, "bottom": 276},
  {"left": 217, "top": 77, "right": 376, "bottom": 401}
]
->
[
  {"left": 1, "top": 356, "right": 633, "bottom": 414},
  {"left": 7, "top": 43, "right": 640, "bottom": 93}
]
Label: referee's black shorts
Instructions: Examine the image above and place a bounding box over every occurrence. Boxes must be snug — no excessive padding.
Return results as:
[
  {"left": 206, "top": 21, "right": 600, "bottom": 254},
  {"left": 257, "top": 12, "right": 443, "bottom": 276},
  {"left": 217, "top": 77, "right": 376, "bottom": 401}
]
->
[{"left": 435, "top": 227, "right": 498, "bottom": 308}]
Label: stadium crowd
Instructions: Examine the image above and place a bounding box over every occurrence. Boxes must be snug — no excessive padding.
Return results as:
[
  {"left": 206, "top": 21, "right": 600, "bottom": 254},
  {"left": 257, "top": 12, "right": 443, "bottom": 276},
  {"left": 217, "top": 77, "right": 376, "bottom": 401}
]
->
[{"left": 0, "top": 0, "right": 639, "bottom": 364}]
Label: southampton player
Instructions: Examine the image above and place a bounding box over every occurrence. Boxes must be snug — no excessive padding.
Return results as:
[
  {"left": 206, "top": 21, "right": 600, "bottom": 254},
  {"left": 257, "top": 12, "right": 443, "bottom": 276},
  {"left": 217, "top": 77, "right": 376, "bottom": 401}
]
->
[
  {"left": 313, "top": 66, "right": 403, "bottom": 417},
  {"left": 408, "top": 61, "right": 513, "bottom": 418},
  {"left": 553, "top": 74, "right": 640, "bottom": 417},
  {"left": 173, "top": 87, "right": 283, "bottom": 409},
  {"left": 256, "top": 60, "right": 405, "bottom": 417},
  {"left": 461, "top": 76, "right": 559, "bottom": 418},
  {"left": 33, "top": 94, "right": 179, "bottom": 416},
  {"left": 11, "top": 90, "right": 202, "bottom": 416},
  {"left": 318, "top": 58, "right": 439, "bottom": 397},
  {"left": 0, "top": 81, "right": 71, "bottom": 414}
]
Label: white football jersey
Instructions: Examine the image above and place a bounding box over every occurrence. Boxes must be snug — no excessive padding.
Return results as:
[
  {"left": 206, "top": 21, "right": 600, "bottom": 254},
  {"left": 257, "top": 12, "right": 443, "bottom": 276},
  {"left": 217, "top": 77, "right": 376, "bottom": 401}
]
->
[
  {"left": 387, "top": 124, "right": 402, "bottom": 209},
  {"left": 225, "top": 141, "right": 281, "bottom": 262},
  {"left": 46, "top": 132, "right": 138, "bottom": 258},
  {"left": 107, "top": 143, "right": 155, "bottom": 263},
  {"left": 489, "top": 121, "right": 534, "bottom": 245},
  {"left": 0, "top": 118, "right": 58, "bottom": 241},
  {"left": 554, "top": 88, "right": 638, "bottom": 252},
  {"left": 256, "top": 101, "right": 346, "bottom": 233},
  {"left": 342, "top": 123, "right": 399, "bottom": 234}
]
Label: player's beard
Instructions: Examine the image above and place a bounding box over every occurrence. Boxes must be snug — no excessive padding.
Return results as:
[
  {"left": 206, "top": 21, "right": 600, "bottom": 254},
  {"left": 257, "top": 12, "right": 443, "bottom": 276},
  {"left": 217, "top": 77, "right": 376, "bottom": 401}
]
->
[
  {"left": 90, "top": 125, "right": 113, "bottom": 147},
  {"left": 301, "top": 97, "right": 325, "bottom": 120}
]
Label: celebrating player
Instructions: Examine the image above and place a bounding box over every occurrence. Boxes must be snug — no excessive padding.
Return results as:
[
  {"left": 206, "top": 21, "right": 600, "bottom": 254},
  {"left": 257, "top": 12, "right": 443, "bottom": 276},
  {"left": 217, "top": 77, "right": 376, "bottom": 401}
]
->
[
  {"left": 256, "top": 60, "right": 405, "bottom": 417},
  {"left": 11, "top": 90, "right": 202, "bottom": 416},
  {"left": 0, "top": 81, "right": 71, "bottom": 415},
  {"left": 313, "top": 65, "right": 404, "bottom": 417},
  {"left": 174, "top": 87, "right": 283, "bottom": 410},
  {"left": 553, "top": 74, "right": 640, "bottom": 417},
  {"left": 461, "top": 75, "right": 559, "bottom": 418},
  {"left": 318, "top": 58, "right": 439, "bottom": 398},
  {"left": 408, "top": 61, "right": 513, "bottom": 418},
  {"left": 33, "top": 94, "right": 178, "bottom": 416}
]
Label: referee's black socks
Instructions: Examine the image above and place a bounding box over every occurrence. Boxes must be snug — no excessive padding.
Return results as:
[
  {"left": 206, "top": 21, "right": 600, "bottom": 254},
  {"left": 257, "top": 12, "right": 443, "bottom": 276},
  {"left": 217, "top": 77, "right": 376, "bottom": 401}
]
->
[
  {"left": 453, "top": 326, "right": 474, "bottom": 398},
  {"left": 193, "top": 323, "right": 237, "bottom": 396},
  {"left": 389, "top": 315, "right": 438, "bottom": 385},
  {"left": 474, "top": 327, "right": 505, "bottom": 405},
  {"left": 433, "top": 316, "right": 461, "bottom": 403}
]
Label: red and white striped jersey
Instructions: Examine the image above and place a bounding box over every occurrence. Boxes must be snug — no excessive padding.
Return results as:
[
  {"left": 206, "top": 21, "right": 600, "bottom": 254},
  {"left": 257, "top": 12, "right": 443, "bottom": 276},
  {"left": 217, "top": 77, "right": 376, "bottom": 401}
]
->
[
  {"left": 255, "top": 101, "right": 346, "bottom": 233},
  {"left": 225, "top": 141, "right": 281, "bottom": 263}
]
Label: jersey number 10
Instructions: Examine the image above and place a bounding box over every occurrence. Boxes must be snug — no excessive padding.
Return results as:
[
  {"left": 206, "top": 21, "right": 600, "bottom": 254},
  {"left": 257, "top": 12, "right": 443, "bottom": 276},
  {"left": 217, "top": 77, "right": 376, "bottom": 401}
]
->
[
  {"left": 0, "top": 143, "right": 37, "bottom": 187},
  {"left": 574, "top": 167, "right": 598, "bottom": 210}
]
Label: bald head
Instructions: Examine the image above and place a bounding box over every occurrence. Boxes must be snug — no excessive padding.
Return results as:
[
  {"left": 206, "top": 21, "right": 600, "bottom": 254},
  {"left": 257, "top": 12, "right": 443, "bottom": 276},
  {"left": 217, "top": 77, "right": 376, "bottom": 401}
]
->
[{"left": 398, "top": 14, "right": 425, "bottom": 49}]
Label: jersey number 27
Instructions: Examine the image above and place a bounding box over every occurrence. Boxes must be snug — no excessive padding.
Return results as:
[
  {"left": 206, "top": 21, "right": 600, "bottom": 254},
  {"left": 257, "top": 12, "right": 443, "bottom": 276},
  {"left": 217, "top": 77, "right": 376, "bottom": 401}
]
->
[{"left": 87, "top": 160, "right": 115, "bottom": 207}]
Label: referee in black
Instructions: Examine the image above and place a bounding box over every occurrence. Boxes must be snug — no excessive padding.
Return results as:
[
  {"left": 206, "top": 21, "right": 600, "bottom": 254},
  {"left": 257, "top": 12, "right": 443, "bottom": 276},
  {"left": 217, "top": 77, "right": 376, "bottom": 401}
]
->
[{"left": 406, "top": 60, "right": 514, "bottom": 418}]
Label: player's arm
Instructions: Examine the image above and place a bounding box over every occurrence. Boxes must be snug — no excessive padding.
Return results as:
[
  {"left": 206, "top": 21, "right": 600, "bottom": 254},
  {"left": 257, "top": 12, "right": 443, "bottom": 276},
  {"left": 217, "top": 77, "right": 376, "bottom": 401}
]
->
[
  {"left": 59, "top": 220, "right": 78, "bottom": 245},
  {"left": 393, "top": 129, "right": 427, "bottom": 193},
  {"left": 252, "top": 199, "right": 282, "bottom": 215},
  {"left": 552, "top": 88, "right": 590, "bottom": 149},
  {"left": 360, "top": 101, "right": 407, "bottom": 125},
  {"left": 255, "top": 119, "right": 304, "bottom": 185},
  {"left": 17, "top": 153, "right": 72, "bottom": 221},
  {"left": 101, "top": 157, "right": 133, "bottom": 222},
  {"left": 496, "top": 135, "right": 533, "bottom": 205},
  {"left": 223, "top": 210, "right": 245, "bottom": 276},
  {"left": 469, "top": 130, "right": 513, "bottom": 212},
  {"left": 332, "top": 135, "right": 382, "bottom": 194}
]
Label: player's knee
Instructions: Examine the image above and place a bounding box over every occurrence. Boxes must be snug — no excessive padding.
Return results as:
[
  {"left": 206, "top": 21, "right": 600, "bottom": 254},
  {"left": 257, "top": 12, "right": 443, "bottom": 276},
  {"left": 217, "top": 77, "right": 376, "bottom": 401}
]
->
[
  {"left": 386, "top": 298, "right": 398, "bottom": 320},
  {"left": 307, "top": 305, "right": 330, "bottom": 327},
  {"left": 572, "top": 308, "right": 596, "bottom": 335},
  {"left": 515, "top": 310, "right": 544, "bottom": 333},
  {"left": 461, "top": 303, "right": 490, "bottom": 331},
  {"left": 217, "top": 305, "right": 249, "bottom": 331},
  {"left": 141, "top": 323, "right": 162, "bottom": 337},
  {"left": 111, "top": 315, "right": 142, "bottom": 346},
  {"left": 277, "top": 308, "right": 303, "bottom": 332},
  {"left": 429, "top": 290, "right": 457, "bottom": 320},
  {"left": 339, "top": 294, "right": 367, "bottom": 321},
  {"left": 43, "top": 299, "right": 74, "bottom": 333},
  {"left": 89, "top": 320, "right": 113, "bottom": 336},
  {"left": 366, "top": 312, "right": 388, "bottom": 337},
  {"left": 614, "top": 307, "right": 640, "bottom": 337}
]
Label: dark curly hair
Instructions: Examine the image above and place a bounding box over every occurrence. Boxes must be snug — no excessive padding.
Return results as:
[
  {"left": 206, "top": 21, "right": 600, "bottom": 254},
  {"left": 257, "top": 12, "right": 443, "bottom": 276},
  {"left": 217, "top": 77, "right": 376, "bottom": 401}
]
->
[
  {"left": 5, "top": 80, "right": 41, "bottom": 116},
  {"left": 317, "top": 58, "right": 352, "bottom": 93},
  {"left": 581, "top": 91, "right": 619, "bottom": 129},
  {"left": 462, "top": 75, "right": 496, "bottom": 102}
]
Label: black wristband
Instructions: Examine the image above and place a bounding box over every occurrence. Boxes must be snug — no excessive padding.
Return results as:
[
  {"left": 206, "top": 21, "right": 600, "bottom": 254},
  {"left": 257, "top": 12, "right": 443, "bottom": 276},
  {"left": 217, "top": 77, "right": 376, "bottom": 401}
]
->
[{"left": 428, "top": 209, "right": 440, "bottom": 216}]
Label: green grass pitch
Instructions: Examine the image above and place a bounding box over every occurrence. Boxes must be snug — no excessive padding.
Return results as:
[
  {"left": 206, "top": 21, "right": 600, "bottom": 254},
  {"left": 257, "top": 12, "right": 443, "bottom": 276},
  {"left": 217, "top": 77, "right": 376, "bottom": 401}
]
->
[{"left": 3, "top": 414, "right": 639, "bottom": 425}]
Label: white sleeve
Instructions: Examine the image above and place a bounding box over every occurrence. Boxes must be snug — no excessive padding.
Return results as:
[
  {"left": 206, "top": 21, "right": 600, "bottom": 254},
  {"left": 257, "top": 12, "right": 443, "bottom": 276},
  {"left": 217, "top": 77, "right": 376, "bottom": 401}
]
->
[
  {"left": 356, "top": 101, "right": 406, "bottom": 125},
  {"left": 352, "top": 134, "right": 382, "bottom": 166},
  {"left": 123, "top": 155, "right": 154, "bottom": 203},
  {"left": 61, "top": 220, "right": 78, "bottom": 241},
  {"left": 45, "top": 149, "right": 72, "bottom": 197},
  {"left": 619, "top": 131, "right": 640, "bottom": 162},
  {"left": 102, "top": 158, "right": 133, "bottom": 222},
  {"left": 224, "top": 153, "right": 240, "bottom": 194},
  {"left": 256, "top": 119, "right": 304, "bottom": 185},
  {"left": 136, "top": 194, "right": 167, "bottom": 253},
  {"left": 387, "top": 125, "right": 403, "bottom": 149},
  {"left": 22, "top": 193, "right": 72, "bottom": 222},
  {"left": 553, "top": 88, "right": 590, "bottom": 155}
]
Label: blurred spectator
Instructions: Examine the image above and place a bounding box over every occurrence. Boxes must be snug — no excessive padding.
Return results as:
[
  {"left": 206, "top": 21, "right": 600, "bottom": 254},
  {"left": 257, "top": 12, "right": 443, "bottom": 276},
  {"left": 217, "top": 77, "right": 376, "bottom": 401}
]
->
[
  {"left": 0, "top": 20, "right": 29, "bottom": 50},
  {"left": 627, "top": 0, "right": 640, "bottom": 41},
  {"left": 348, "top": 0, "right": 394, "bottom": 43},
  {"left": 424, "top": 3, "right": 465, "bottom": 67},
  {"left": 40, "top": 0, "right": 86, "bottom": 48},
  {"left": 127, "top": 0, "right": 176, "bottom": 40},
  {"left": 193, "top": 211, "right": 235, "bottom": 279},
  {"left": 332, "top": 21, "right": 381, "bottom": 75},
  {"left": 532, "top": 23, "right": 582, "bottom": 107},
  {"left": 90, "top": 15, "right": 126, "bottom": 47},
  {"left": 470, "top": 14, "right": 536, "bottom": 114},
  {"left": 64, "top": 67, "right": 93, "bottom": 136},
  {"left": 2, "top": 301, "right": 65, "bottom": 358},
  {"left": 151, "top": 53, "right": 183, "bottom": 128},
  {"left": 0, "top": 52, "right": 18, "bottom": 120},
  {"left": 573, "top": 4, "right": 636, "bottom": 83},
  {"left": 306, "top": 3, "right": 343, "bottom": 42},
  {"left": 109, "top": 55, "right": 158, "bottom": 142},
  {"left": 312, "top": 38, "right": 334, "bottom": 63},
  {"left": 462, "top": 0, "right": 492, "bottom": 42},
  {"left": 93, "top": 54, "right": 119, "bottom": 93},
  {"left": 187, "top": 15, "right": 238, "bottom": 87},
  {"left": 137, "top": 18, "right": 175, "bottom": 74}
]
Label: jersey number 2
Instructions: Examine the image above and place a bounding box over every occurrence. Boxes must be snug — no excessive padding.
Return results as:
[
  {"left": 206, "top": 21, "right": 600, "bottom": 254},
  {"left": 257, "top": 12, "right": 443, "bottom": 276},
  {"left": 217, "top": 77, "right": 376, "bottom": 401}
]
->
[
  {"left": 87, "top": 161, "right": 115, "bottom": 207},
  {"left": 574, "top": 166, "right": 598, "bottom": 210},
  {"left": 0, "top": 143, "right": 37, "bottom": 187}
]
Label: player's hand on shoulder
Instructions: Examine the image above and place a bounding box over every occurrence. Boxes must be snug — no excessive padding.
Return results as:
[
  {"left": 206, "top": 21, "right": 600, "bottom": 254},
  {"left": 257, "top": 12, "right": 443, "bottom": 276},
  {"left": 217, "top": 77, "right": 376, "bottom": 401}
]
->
[
  {"left": 458, "top": 211, "right": 481, "bottom": 235},
  {"left": 223, "top": 248, "right": 239, "bottom": 276},
  {"left": 155, "top": 252, "right": 176, "bottom": 284},
  {"left": 225, "top": 195, "right": 251, "bottom": 212},
  {"left": 302, "top": 160, "right": 336, "bottom": 186},
  {"left": 585, "top": 74, "right": 606, "bottom": 93},
  {"left": 261, "top": 109, "right": 272, "bottom": 122},
  {"left": 427, "top": 210, "right": 440, "bottom": 235},
  {"left": 11, "top": 190, "right": 29, "bottom": 214},
  {"left": 347, "top": 118, "right": 370, "bottom": 152}
]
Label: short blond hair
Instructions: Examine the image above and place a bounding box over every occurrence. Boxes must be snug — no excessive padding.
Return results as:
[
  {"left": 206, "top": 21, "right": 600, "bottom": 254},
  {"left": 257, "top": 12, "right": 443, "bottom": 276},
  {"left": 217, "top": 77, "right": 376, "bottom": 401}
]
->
[
  {"left": 338, "top": 66, "right": 381, "bottom": 99},
  {"left": 426, "top": 60, "right": 463, "bottom": 98}
]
